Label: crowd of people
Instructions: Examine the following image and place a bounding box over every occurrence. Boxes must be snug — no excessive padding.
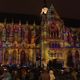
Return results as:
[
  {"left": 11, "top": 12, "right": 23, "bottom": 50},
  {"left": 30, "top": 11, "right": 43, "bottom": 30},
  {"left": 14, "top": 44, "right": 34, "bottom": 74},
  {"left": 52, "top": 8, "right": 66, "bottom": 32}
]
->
[{"left": 0, "top": 62, "right": 80, "bottom": 80}]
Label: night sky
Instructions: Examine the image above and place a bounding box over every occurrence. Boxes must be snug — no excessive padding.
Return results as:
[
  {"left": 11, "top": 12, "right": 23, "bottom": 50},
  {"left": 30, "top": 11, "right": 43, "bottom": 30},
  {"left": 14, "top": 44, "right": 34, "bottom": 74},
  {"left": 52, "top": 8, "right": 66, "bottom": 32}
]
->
[
  {"left": 0, "top": 0, "right": 80, "bottom": 27},
  {"left": 0, "top": 0, "right": 79, "bottom": 19}
]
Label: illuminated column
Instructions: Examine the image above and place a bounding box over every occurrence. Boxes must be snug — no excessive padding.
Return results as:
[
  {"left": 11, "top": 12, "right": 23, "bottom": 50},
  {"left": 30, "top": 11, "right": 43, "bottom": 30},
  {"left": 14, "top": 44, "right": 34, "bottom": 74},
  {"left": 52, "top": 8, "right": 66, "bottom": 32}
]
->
[
  {"left": 2, "top": 24, "right": 6, "bottom": 42},
  {"left": 0, "top": 23, "right": 4, "bottom": 64},
  {"left": 41, "top": 4, "right": 48, "bottom": 64},
  {"left": 2, "top": 49, "right": 5, "bottom": 65},
  {"left": 24, "top": 22, "right": 29, "bottom": 42},
  {"left": 32, "top": 22, "right": 36, "bottom": 63},
  {"left": 42, "top": 23, "right": 48, "bottom": 60},
  {"left": 18, "top": 49, "right": 20, "bottom": 64},
  {"left": 41, "top": 2, "right": 48, "bottom": 63},
  {"left": 0, "top": 50, "right": 2, "bottom": 64}
]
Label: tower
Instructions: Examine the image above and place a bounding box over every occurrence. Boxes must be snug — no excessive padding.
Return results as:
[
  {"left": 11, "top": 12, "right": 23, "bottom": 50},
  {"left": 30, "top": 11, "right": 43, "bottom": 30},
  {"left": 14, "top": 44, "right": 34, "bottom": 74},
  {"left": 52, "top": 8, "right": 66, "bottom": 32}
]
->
[
  {"left": 41, "top": 2, "right": 67, "bottom": 67},
  {"left": 41, "top": 0, "right": 49, "bottom": 65}
]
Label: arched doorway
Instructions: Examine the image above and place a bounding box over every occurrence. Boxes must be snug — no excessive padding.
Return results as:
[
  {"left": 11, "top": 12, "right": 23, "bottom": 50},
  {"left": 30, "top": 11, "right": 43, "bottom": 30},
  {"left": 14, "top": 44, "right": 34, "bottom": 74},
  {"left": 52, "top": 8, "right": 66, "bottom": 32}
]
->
[
  {"left": 4, "top": 49, "right": 9, "bottom": 64},
  {"left": 20, "top": 50, "right": 27, "bottom": 65},
  {"left": 12, "top": 49, "right": 17, "bottom": 64}
]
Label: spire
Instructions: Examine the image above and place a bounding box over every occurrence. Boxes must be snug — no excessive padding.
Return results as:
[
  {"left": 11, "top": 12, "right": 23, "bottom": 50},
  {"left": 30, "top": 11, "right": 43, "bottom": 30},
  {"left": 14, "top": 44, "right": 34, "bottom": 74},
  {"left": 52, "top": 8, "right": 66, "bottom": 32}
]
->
[
  {"left": 11, "top": 18, "right": 14, "bottom": 25},
  {"left": 41, "top": 0, "right": 48, "bottom": 15},
  {"left": 49, "top": 4, "right": 55, "bottom": 11},
  {"left": 4, "top": 18, "right": 7, "bottom": 25},
  {"left": 33, "top": 21, "right": 36, "bottom": 29},
  {"left": 47, "top": 3, "right": 60, "bottom": 20},
  {"left": 19, "top": 20, "right": 21, "bottom": 25},
  {"left": 43, "top": 0, "right": 47, "bottom": 8},
  {"left": 33, "top": 21, "right": 36, "bottom": 26},
  {"left": 33, "top": 21, "right": 36, "bottom": 33},
  {"left": 26, "top": 21, "right": 28, "bottom": 26}
]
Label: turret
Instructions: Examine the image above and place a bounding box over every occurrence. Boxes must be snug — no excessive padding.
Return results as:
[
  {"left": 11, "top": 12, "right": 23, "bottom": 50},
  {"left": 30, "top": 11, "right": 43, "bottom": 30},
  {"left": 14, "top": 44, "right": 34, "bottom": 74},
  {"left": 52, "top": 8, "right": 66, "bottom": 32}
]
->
[{"left": 41, "top": 0, "right": 48, "bottom": 25}]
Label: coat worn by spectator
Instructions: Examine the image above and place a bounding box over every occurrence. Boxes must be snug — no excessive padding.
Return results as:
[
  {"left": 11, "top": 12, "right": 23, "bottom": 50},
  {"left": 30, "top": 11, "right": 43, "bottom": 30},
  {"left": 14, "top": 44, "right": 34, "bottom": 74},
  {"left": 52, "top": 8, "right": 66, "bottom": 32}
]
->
[
  {"left": 39, "top": 70, "right": 50, "bottom": 80},
  {"left": 49, "top": 70, "right": 55, "bottom": 80}
]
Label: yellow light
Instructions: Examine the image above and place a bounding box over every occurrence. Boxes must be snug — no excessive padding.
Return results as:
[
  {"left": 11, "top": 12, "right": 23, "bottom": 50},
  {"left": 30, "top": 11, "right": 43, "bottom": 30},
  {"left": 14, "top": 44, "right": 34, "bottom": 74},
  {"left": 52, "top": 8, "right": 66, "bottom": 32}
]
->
[{"left": 41, "top": 7, "right": 48, "bottom": 14}]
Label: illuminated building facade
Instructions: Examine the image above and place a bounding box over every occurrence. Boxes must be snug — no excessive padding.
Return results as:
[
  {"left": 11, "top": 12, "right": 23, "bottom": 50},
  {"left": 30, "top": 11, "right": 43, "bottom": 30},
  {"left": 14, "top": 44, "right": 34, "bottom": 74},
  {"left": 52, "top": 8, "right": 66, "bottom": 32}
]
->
[
  {"left": 0, "top": 4, "right": 80, "bottom": 68},
  {"left": 41, "top": 4, "right": 80, "bottom": 68}
]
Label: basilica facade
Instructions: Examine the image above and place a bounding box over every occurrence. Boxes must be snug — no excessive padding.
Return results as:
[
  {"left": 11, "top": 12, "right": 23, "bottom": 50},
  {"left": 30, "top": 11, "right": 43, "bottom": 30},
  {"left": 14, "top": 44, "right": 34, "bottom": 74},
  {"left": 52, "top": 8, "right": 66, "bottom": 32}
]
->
[{"left": 0, "top": 4, "right": 80, "bottom": 68}]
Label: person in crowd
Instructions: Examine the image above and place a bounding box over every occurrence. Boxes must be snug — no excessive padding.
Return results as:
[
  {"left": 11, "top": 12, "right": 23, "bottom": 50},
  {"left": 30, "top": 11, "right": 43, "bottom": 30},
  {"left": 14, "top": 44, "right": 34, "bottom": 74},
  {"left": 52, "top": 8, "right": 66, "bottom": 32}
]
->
[
  {"left": 0, "top": 68, "right": 12, "bottom": 80},
  {"left": 49, "top": 70, "right": 55, "bottom": 80},
  {"left": 39, "top": 69, "right": 50, "bottom": 80},
  {"left": 63, "top": 68, "right": 74, "bottom": 80},
  {"left": 29, "top": 68, "right": 34, "bottom": 80},
  {"left": 33, "top": 67, "right": 41, "bottom": 80},
  {"left": 71, "top": 68, "right": 77, "bottom": 80},
  {"left": 20, "top": 68, "right": 30, "bottom": 80},
  {"left": 11, "top": 70, "right": 20, "bottom": 80}
]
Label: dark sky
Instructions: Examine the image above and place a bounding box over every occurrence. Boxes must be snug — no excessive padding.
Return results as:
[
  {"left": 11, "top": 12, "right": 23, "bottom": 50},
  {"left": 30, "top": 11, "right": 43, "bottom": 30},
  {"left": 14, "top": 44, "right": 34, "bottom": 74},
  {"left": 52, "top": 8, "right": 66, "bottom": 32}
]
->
[{"left": 0, "top": 0, "right": 80, "bottom": 19}]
